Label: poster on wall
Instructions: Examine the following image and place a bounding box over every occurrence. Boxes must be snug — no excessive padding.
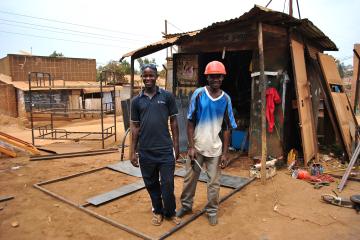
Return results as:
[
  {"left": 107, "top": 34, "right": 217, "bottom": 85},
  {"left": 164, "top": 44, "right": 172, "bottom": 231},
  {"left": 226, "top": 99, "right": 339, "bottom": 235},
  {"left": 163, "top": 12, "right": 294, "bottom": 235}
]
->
[{"left": 176, "top": 54, "right": 198, "bottom": 86}]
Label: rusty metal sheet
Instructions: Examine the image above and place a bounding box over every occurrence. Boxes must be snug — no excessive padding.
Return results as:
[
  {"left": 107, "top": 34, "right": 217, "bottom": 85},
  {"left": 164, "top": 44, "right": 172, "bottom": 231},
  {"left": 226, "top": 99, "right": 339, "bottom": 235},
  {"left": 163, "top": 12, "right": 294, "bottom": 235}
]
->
[
  {"left": 290, "top": 37, "right": 317, "bottom": 165},
  {"left": 318, "top": 53, "right": 358, "bottom": 159},
  {"left": 86, "top": 180, "right": 145, "bottom": 206},
  {"left": 351, "top": 44, "right": 360, "bottom": 111}
]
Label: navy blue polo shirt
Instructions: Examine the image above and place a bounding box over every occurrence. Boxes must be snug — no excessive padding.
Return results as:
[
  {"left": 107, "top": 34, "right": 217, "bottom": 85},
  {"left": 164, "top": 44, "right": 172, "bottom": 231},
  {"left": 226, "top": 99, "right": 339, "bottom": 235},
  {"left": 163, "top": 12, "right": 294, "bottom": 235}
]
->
[{"left": 131, "top": 87, "right": 178, "bottom": 152}]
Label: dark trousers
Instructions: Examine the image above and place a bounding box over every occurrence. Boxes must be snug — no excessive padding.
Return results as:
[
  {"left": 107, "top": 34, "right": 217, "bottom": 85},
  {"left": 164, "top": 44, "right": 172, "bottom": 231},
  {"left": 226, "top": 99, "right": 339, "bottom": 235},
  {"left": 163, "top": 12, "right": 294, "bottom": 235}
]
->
[{"left": 139, "top": 161, "right": 176, "bottom": 218}]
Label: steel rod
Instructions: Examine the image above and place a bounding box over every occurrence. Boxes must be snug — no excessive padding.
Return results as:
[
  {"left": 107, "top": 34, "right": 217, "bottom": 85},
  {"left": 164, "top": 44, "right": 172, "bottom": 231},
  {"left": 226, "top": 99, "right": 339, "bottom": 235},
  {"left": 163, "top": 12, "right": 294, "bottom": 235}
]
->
[
  {"left": 113, "top": 84, "right": 117, "bottom": 142},
  {"left": 36, "top": 167, "right": 106, "bottom": 186},
  {"left": 28, "top": 73, "right": 35, "bottom": 145},
  {"left": 158, "top": 177, "right": 255, "bottom": 240},
  {"left": 33, "top": 184, "right": 154, "bottom": 240},
  {"left": 100, "top": 76, "right": 104, "bottom": 149},
  {"left": 30, "top": 149, "right": 118, "bottom": 161}
]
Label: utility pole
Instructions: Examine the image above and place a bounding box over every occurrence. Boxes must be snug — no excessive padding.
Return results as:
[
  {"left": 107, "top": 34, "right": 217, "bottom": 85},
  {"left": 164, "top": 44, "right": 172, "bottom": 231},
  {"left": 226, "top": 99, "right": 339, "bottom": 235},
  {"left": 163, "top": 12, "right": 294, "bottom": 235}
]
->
[
  {"left": 289, "top": 0, "right": 293, "bottom": 16},
  {"left": 165, "top": 20, "right": 168, "bottom": 58}
]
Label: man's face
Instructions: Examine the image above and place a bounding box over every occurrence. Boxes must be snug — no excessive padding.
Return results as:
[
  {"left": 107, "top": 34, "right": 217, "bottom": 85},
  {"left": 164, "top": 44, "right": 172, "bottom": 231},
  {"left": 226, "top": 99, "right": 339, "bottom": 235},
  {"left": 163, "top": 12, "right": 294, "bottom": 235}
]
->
[
  {"left": 207, "top": 74, "right": 224, "bottom": 89},
  {"left": 141, "top": 67, "right": 157, "bottom": 88}
]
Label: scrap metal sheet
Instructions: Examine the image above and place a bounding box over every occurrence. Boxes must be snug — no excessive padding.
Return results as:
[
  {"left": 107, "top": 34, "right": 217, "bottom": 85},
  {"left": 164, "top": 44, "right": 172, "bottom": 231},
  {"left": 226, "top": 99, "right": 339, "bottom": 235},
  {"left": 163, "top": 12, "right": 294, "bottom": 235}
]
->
[
  {"left": 175, "top": 168, "right": 250, "bottom": 189},
  {"left": 107, "top": 161, "right": 143, "bottom": 177},
  {"left": 86, "top": 180, "right": 145, "bottom": 206}
]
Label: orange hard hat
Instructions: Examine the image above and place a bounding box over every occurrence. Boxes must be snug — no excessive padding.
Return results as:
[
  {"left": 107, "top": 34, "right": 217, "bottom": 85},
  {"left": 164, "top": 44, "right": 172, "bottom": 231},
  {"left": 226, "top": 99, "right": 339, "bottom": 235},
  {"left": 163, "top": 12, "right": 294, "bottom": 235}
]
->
[{"left": 204, "top": 61, "right": 226, "bottom": 75}]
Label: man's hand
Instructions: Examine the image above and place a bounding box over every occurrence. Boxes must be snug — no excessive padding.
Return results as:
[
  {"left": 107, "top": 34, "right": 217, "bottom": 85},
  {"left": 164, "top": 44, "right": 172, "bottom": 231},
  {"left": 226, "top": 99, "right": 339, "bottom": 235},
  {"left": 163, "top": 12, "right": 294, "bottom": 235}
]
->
[
  {"left": 188, "top": 147, "right": 196, "bottom": 160},
  {"left": 188, "top": 147, "right": 196, "bottom": 166},
  {"left": 131, "top": 152, "right": 139, "bottom": 168},
  {"left": 219, "top": 154, "right": 228, "bottom": 169}
]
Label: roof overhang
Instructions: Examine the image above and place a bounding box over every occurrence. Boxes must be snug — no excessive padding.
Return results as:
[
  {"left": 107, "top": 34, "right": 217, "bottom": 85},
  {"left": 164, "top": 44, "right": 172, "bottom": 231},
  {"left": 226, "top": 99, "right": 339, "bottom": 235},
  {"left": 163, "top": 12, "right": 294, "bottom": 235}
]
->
[{"left": 121, "top": 5, "right": 337, "bottom": 60}]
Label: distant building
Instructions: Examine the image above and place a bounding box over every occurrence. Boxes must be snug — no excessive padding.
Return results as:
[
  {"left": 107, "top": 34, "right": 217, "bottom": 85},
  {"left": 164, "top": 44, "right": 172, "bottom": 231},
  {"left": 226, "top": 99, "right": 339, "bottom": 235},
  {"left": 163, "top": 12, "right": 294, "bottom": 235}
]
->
[{"left": 0, "top": 54, "right": 119, "bottom": 119}]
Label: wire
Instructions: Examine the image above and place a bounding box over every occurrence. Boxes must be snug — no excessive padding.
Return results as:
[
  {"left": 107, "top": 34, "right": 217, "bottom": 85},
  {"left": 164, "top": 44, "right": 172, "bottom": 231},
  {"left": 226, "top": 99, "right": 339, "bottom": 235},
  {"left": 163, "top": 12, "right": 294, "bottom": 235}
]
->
[
  {"left": 0, "top": 30, "right": 136, "bottom": 48},
  {"left": 283, "top": 0, "right": 287, "bottom": 12},
  {"left": 166, "top": 20, "right": 184, "bottom": 33},
  {"left": 0, "top": 9, "right": 147, "bottom": 37},
  {"left": 296, "top": 0, "right": 301, "bottom": 19},
  {"left": 0, "top": 21, "right": 143, "bottom": 42},
  {"left": 0, "top": 18, "right": 145, "bottom": 42},
  {"left": 265, "top": 0, "right": 273, "bottom": 8}
]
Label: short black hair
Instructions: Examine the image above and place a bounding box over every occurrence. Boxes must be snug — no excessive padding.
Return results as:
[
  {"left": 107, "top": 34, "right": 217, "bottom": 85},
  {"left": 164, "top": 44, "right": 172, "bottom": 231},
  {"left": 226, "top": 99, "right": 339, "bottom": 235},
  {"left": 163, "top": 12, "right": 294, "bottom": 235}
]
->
[{"left": 141, "top": 63, "right": 157, "bottom": 75}]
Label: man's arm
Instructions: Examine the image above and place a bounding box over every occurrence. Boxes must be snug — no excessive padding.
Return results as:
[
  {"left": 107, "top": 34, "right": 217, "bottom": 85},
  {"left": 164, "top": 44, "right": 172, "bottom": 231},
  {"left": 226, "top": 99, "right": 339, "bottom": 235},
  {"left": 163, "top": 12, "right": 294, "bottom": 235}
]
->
[
  {"left": 170, "top": 116, "right": 179, "bottom": 160},
  {"left": 130, "top": 122, "right": 140, "bottom": 167},
  {"left": 220, "top": 129, "right": 230, "bottom": 168},
  {"left": 187, "top": 120, "right": 196, "bottom": 160}
]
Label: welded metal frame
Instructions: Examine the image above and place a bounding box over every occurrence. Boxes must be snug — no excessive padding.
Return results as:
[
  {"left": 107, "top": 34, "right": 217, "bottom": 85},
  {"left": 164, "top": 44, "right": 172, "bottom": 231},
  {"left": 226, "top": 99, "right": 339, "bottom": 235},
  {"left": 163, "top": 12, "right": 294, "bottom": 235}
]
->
[
  {"left": 28, "top": 71, "right": 117, "bottom": 149},
  {"left": 33, "top": 165, "right": 254, "bottom": 240}
]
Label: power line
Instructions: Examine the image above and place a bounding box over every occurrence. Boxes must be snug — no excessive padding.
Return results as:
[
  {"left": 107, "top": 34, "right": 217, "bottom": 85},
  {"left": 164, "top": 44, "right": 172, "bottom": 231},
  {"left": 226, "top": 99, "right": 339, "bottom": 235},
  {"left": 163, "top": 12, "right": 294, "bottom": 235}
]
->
[
  {"left": 0, "top": 9, "right": 148, "bottom": 37},
  {"left": 166, "top": 20, "right": 184, "bottom": 33},
  {"left": 0, "top": 30, "right": 136, "bottom": 48},
  {"left": 0, "top": 18, "right": 145, "bottom": 42},
  {"left": 0, "top": 21, "right": 143, "bottom": 43}
]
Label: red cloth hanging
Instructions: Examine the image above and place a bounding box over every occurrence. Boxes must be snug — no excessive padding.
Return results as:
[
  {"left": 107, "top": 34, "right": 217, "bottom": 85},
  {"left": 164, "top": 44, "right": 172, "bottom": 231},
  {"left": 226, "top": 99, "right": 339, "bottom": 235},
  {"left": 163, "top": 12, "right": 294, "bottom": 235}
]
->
[{"left": 266, "top": 87, "right": 281, "bottom": 133}]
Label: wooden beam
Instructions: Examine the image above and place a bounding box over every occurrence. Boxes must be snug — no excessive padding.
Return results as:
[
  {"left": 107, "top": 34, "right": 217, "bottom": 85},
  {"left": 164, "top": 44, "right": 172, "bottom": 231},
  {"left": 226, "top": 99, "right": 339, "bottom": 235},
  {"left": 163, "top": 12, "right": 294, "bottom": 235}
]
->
[
  {"left": 0, "top": 145, "right": 17, "bottom": 158},
  {"left": 258, "top": 22, "right": 267, "bottom": 184},
  {"left": 0, "top": 132, "right": 40, "bottom": 155},
  {"left": 262, "top": 23, "right": 287, "bottom": 36}
]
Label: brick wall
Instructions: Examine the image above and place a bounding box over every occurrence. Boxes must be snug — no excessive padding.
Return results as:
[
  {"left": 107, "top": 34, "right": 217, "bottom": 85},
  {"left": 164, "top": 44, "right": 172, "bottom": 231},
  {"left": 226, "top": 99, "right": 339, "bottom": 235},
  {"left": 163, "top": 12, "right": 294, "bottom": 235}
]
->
[
  {"left": 8, "top": 55, "right": 96, "bottom": 82},
  {"left": 0, "top": 83, "right": 17, "bottom": 117},
  {"left": 0, "top": 56, "right": 11, "bottom": 76}
]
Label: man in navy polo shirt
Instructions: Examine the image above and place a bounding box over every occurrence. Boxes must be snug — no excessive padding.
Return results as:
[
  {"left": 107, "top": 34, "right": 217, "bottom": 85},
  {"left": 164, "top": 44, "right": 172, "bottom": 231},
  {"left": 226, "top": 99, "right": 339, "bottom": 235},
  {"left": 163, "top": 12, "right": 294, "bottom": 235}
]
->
[{"left": 130, "top": 64, "right": 181, "bottom": 226}]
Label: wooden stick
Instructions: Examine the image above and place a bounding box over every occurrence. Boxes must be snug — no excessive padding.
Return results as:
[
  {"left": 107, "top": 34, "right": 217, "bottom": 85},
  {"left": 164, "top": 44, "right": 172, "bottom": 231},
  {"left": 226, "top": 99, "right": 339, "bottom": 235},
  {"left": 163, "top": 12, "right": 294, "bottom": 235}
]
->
[{"left": 258, "top": 22, "right": 267, "bottom": 184}]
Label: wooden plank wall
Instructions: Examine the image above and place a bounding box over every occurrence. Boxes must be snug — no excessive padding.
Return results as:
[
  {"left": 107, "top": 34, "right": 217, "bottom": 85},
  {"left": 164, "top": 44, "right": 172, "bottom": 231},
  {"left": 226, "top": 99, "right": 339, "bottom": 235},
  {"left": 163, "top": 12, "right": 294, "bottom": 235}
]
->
[
  {"left": 290, "top": 37, "right": 317, "bottom": 164},
  {"left": 318, "top": 53, "right": 357, "bottom": 159},
  {"left": 0, "top": 83, "right": 17, "bottom": 117}
]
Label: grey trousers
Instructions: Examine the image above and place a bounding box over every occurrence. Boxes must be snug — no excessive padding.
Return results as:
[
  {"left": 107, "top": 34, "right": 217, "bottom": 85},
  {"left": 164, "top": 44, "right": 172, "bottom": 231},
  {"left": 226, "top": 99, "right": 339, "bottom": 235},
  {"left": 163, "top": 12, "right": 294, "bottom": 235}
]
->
[{"left": 179, "top": 153, "right": 221, "bottom": 216}]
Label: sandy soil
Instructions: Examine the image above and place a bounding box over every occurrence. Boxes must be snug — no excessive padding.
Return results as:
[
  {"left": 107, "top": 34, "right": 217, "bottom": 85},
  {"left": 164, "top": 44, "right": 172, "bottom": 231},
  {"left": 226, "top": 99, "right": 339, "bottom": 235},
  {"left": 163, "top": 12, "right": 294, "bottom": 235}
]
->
[{"left": 0, "top": 116, "right": 360, "bottom": 240}]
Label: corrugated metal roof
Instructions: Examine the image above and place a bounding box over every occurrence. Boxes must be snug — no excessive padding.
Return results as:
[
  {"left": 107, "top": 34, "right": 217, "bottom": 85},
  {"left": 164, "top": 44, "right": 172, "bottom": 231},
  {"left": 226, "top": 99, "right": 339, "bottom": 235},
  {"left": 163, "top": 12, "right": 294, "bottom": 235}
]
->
[
  {"left": 121, "top": 32, "right": 199, "bottom": 59},
  {"left": 122, "top": 5, "right": 337, "bottom": 59}
]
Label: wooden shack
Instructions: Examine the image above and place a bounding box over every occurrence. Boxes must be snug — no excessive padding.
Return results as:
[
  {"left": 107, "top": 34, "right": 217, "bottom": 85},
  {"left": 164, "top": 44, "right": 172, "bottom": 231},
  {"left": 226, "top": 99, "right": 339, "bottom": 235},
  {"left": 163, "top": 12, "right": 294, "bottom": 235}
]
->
[{"left": 122, "top": 5, "right": 357, "bottom": 164}]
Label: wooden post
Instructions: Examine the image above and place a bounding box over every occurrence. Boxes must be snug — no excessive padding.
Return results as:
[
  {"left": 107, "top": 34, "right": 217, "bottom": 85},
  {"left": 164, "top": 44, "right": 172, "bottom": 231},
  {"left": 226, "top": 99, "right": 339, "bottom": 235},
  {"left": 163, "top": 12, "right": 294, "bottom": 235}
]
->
[
  {"left": 129, "top": 57, "right": 135, "bottom": 159},
  {"left": 165, "top": 20, "right": 168, "bottom": 58},
  {"left": 258, "top": 22, "right": 267, "bottom": 184},
  {"left": 130, "top": 57, "right": 135, "bottom": 99},
  {"left": 289, "top": 0, "right": 293, "bottom": 16}
]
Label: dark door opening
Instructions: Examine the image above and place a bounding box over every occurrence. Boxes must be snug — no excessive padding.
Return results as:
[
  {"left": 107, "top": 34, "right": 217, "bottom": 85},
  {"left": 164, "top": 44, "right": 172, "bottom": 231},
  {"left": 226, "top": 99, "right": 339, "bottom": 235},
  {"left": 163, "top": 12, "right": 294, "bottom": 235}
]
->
[{"left": 198, "top": 51, "right": 252, "bottom": 129}]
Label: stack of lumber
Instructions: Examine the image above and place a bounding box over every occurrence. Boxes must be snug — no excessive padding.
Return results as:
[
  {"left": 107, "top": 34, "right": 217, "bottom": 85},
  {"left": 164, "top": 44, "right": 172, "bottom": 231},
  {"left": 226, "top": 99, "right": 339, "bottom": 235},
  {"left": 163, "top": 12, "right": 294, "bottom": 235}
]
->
[{"left": 0, "top": 132, "right": 40, "bottom": 158}]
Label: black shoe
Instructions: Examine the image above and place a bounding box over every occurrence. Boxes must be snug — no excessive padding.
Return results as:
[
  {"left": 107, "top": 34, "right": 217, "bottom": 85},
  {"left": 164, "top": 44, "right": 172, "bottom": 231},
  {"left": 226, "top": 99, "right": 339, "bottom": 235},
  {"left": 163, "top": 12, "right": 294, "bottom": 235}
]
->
[
  {"left": 176, "top": 207, "right": 192, "bottom": 218},
  {"left": 208, "top": 215, "right": 218, "bottom": 226}
]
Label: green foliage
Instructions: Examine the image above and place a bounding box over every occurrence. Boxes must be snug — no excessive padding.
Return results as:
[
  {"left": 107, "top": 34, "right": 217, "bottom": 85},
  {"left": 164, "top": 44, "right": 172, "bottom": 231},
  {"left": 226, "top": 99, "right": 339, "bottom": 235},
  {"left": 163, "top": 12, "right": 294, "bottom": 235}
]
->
[
  {"left": 159, "top": 69, "right": 166, "bottom": 78},
  {"left": 137, "top": 57, "right": 157, "bottom": 70},
  {"left": 96, "top": 60, "right": 131, "bottom": 83},
  {"left": 49, "top": 51, "right": 64, "bottom": 57}
]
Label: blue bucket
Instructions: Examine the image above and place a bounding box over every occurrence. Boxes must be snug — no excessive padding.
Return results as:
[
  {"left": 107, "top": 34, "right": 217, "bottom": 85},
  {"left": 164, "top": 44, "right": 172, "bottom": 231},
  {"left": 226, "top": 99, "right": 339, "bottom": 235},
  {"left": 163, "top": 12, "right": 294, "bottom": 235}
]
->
[{"left": 231, "top": 130, "right": 248, "bottom": 150}]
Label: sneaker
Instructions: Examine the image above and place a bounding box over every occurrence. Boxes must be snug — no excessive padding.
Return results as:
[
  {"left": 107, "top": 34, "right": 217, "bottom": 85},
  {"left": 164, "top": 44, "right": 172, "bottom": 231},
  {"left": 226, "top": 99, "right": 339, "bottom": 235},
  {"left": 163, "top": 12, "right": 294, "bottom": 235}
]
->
[
  {"left": 208, "top": 215, "right": 218, "bottom": 226},
  {"left": 169, "top": 216, "right": 181, "bottom": 225},
  {"left": 151, "top": 214, "right": 163, "bottom": 226},
  {"left": 176, "top": 207, "right": 192, "bottom": 218}
]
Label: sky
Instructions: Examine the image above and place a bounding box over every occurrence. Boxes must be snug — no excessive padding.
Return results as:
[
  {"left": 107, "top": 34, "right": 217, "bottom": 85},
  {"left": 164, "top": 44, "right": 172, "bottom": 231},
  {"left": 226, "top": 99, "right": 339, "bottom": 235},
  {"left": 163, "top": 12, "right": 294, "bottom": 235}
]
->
[{"left": 0, "top": 0, "right": 359, "bottom": 69}]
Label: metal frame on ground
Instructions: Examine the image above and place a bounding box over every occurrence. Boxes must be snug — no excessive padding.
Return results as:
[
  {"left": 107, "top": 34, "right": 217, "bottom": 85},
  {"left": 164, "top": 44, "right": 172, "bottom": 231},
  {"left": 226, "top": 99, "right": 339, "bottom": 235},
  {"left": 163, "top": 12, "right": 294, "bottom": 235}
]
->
[{"left": 33, "top": 164, "right": 254, "bottom": 240}]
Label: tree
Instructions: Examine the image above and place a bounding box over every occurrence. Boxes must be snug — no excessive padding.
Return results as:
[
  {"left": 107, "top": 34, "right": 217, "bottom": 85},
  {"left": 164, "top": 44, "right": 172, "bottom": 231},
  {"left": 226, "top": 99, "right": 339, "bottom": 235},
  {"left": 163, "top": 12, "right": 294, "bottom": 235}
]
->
[
  {"left": 96, "top": 60, "right": 131, "bottom": 83},
  {"left": 49, "top": 51, "right": 64, "bottom": 57},
  {"left": 137, "top": 57, "right": 156, "bottom": 70}
]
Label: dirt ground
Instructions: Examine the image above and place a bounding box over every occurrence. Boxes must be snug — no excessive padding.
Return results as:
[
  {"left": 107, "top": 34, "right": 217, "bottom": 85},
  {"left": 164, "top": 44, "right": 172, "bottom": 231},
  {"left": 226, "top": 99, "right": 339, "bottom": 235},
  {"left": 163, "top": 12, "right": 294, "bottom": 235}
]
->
[{"left": 1, "top": 116, "right": 360, "bottom": 240}]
